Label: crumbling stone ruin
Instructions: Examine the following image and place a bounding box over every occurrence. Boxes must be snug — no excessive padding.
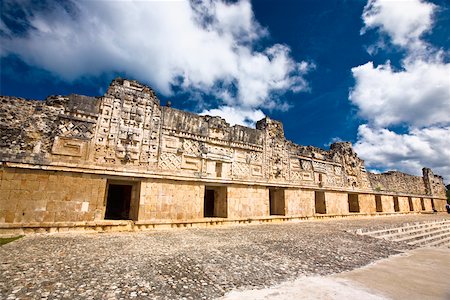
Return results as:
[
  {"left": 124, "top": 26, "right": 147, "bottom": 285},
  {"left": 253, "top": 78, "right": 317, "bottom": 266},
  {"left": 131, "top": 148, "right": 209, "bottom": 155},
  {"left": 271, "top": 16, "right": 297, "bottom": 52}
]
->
[{"left": 0, "top": 78, "right": 447, "bottom": 233}]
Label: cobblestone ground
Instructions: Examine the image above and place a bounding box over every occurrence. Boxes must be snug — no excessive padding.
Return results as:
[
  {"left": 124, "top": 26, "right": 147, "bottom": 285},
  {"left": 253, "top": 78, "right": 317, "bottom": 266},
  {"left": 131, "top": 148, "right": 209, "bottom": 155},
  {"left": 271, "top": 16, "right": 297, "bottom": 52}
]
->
[{"left": 1, "top": 214, "right": 449, "bottom": 300}]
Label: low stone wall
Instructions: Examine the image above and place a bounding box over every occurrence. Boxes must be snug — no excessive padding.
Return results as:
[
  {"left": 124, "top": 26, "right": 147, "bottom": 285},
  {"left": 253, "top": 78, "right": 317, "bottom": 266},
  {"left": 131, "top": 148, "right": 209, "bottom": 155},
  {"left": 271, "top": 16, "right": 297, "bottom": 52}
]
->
[
  {"left": 227, "top": 185, "right": 268, "bottom": 218},
  {"left": 324, "top": 191, "right": 348, "bottom": 215},
  {"left": 358, "top": 194, "right": 376, "bottom": 214},
  {"left": 369, "top": 171, "right": 426, "bottom": 195},
  {"left": 285, "top": 189, "right": 315, "bottom": 217},
  {"left": 0, "top": 167, "right": 105, "bottom": 224},
  {"left": 1, "top": 166, "right": 447, "bottom": 233},
  {"left": 140, "top": 179, "right": 204, "bottom": 221}
]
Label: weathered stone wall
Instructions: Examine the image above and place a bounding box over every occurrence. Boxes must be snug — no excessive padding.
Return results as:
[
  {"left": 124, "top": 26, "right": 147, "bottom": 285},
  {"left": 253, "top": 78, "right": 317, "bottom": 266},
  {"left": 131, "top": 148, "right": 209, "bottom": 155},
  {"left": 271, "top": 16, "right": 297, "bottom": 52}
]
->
[
  {"left": 410, "top": 197, "right": 421, "bottom": 212},
  {"left": 423, "top": 168, "right": 446, "bottom": 198},
  {"left": 227, "top": 185, "right": 269, "bottom": 218},
  {"left": 0, "top": 78, "right": 447, "bottom": 228},
  {"left": 358, "top": 194, "right": 376, "bottom": 214},
  {"left": 433, "top": 199, "right": 447, "bottom": 212},
  {"left": 0, "top": 167, "right": 105, "bottom": 224},
  {"left": 397, "top": 196, "right": 410, "bottom": 212},
  {"left": 139, "top": 180, "right": 204, "bottom": 221},
  {"left": 368, "top": 171, "right": 427, "bottom": 195},
  {"left": 380, "top": 195, "right": 395, "bottom": 213},
  {"left": 0, "top": 96, "right": 62, "bottom": 164},
  {"left": 285, "top": 189, "right": 315, "bottom": 217},
  {"left": 0, "top": 79, "right": 380, "bottom": 194},
  {"left": 324, "top": 191, "right": 348, "bottom": 215}
]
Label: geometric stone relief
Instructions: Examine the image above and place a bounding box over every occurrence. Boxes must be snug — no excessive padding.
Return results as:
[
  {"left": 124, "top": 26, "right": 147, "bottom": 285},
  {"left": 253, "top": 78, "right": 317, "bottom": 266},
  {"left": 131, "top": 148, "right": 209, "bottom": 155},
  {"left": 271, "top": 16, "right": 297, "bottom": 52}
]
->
[
  {"left": 248, "top": 151, "right": 263, "bottom": 164},
  {"left": 163, "top": 136, "right": 180, "bottom": 153},
  {"left": 302, "top": 172, "right": 313, "bottom": 181},
  {"left": 290, "top": 170, "right": 302, "bottom": 182},
  {"left": 58, "top": 118, "right": 95, "bottom": 140},
  {"left": 51, "top": 137, "right": 87, "bottom": 158},
  {"left": 334, "top": 166, "right": 342, "bottom": 175},
  {"left": 205, "top": 144, "right": 233, "bottom": 161},
  {"left": 232, "top": 161, "right": 250, "bottom": 177},
  {"left": 159, "top": 152, "right": 182, "bottom": 171},
  {"left": 181, "top": 156, "right": 201, "bottom": 171},
  {"left": 312, "top": 160, "right": 327, "bottom": 173},
  {"left": 182, "top": 139, "right": 201, "bottom": 156},
  {"left": 290, "top": 158, "right": 301, "bottom": 171},
  {"left": 251, "top": 165, "right": 263, "bottom": 177},
  {"left": 301, "top": 159, "right": 312, "bottom": 171}
]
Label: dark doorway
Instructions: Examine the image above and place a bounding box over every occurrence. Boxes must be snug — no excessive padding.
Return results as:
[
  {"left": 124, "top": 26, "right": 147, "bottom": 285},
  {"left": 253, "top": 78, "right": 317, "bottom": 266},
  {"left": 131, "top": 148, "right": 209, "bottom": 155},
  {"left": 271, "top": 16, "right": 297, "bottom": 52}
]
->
[
  {"left": 408, "top": 197, "right": 414, "bottom": 211},
  {"left": 269, "top": 188, "right": 285, "bottom": 215},
  {"left": 420, "top": 198, "right": 425, "bottom": 210},
  {"left": 203, "top": 186, "right": 227, "bottom": 218},
  {"left": 375, "top": 195, "right": 383, "bottom": 212},
  {"left": 204, "top": 189, "right": 215, "bottom": 217},
  {"left": 348, "top": 194, "right": 360, "bottom": 213},
  {"left": 393, "top": 196, "right": 400, "bottom": 212},
  {"left": 315, "top": 191, "right": 326, "bottom": 214},
  {"left": 105, "top": 184, "right": 132, "bottom": 220}
]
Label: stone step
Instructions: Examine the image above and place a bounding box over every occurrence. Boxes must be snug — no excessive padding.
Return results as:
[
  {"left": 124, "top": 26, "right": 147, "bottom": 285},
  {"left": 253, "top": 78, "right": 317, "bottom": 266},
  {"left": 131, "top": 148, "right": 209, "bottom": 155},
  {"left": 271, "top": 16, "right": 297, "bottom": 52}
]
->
[
  {"left": 380, "top": 224, "right": 450, "bottom": 240},
  {"left": 389, "top": 227, "right": 450, "bottom": 243},
  {"left": 360, "top": 220, "right": 450, "bottom": 237},
  {"left": 425, "top": 236, "right": 450, "bottom": 248},
  {"left": 408, "top": 231, "right": 450, "bottom": 246}
]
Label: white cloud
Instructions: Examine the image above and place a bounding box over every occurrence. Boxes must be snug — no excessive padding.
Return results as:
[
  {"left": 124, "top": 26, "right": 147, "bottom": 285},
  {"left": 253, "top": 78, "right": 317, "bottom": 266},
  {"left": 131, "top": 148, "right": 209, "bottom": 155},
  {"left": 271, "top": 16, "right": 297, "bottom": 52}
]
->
[
  {"left": 362, "top": 0, "right": 436, "bottom": 52},
  {"left": 354, "top": 125, "right": 450, "bottom": 182},
  {"left": 201, "top": 106, "right": 265, "bottom": 127},
  {"left": 0, "top": 0, "right": 311, "bottom": 124},
  {"left": 350, "top": 58, "right": 450, "bottom": 128},
  {"left": 350, "top": 0, "right": 450, "bottom": 181}
]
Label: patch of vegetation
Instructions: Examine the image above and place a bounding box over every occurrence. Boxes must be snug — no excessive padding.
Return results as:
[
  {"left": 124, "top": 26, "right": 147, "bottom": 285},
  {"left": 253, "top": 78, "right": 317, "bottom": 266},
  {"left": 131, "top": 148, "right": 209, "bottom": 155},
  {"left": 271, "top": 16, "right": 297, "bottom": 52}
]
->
[{"left": 0, "top": 235, "right": 24, "bottom": 246}]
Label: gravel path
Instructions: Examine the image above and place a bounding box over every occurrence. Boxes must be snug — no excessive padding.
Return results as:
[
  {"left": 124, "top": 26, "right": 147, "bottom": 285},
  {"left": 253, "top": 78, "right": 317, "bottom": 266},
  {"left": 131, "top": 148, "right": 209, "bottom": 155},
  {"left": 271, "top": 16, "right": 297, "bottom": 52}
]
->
[{"left": 1, "top": 214, "right": 449, "bottom": 300}]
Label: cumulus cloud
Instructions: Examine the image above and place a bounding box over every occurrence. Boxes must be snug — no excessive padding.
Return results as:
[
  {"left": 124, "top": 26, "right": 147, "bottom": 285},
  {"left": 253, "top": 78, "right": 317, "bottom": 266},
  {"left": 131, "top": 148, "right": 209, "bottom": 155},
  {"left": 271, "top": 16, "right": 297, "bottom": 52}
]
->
[
  {"left": 201, "top": 106, "right": 265, "bottom": 127},
  {"left": 0, "top": 0, "right": 311, "bottom": 125},
  {"left": 362, "top": 0, "right": 436, "bottom": 52},
  {"left": 350, "top": 59, "right": 450, "bottom": 128},
  {"left": 350, "top": 0, "right": 450, "bottom": 181},
  {"left": 355, "top": 125, "right": 450, "bottom": 180}
]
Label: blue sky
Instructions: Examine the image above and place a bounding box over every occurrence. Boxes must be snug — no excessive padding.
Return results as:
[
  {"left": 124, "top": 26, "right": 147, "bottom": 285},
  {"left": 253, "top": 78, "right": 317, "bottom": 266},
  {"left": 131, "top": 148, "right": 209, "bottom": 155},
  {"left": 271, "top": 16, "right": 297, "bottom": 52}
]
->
[{"left": 1, "top": 0, "right": 449, "bottom": 182}]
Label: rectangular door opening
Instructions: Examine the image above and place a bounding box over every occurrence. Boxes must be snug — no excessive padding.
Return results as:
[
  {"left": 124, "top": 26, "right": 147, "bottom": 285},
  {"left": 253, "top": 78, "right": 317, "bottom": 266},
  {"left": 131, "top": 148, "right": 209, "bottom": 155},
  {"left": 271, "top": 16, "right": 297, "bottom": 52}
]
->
[
  {"left": 105, "top": 184, "right": 133, "bottom": 220},
  {"left": 204, "top": 186, "right": 227, "bottom": 218},
  {"left": 408, "top": 197, "right": 414, "bottom": 211},
  {"left": 420, "top": 198, "right": 425, "bottom": 210},
  {"left": 315, "top": 191, "right": 326, "bottom": 214},
  {"left": 393, "top": 196, "right": 400, "bottom": 212},
  {"left": 269, "top": 188, "right": 285, "bottom": 216},
  {"left": 348, "top": 194, "right": 360, "bottom": 213},
  {"left": 375, "top": 195, "right": 383, "bottom": 212}
]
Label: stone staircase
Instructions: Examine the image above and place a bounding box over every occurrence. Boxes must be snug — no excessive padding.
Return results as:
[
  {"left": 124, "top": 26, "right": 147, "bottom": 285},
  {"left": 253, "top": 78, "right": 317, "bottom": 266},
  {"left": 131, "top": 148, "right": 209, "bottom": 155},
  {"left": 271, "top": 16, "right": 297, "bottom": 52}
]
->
[{"left": 356, "top": 220, "right": 450, "bottom": 249}]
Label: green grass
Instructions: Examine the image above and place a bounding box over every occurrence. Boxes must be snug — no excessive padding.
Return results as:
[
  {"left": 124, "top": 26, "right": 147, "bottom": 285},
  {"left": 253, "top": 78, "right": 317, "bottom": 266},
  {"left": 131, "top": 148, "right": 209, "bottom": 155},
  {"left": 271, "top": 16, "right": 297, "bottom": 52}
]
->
[{"left": 0, "top": 235, "right": 24, "bottom": 246}]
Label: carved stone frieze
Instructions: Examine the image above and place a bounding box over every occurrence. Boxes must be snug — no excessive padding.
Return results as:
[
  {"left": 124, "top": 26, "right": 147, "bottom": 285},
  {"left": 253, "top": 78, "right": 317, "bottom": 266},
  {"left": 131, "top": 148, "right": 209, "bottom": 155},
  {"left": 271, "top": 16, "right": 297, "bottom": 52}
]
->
[{"left": 0, "top": 78, "right": 445, "bottom": 198}]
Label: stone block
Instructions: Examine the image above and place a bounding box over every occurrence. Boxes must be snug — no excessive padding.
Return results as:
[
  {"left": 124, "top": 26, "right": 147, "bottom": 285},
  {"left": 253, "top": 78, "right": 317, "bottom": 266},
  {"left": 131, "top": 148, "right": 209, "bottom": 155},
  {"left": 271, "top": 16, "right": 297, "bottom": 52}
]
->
[
  {"left": 4, "top": 211, "right": 15, "bottom": 223},
  {"left": 324, "top": 191, "right": 348, "bottom": 215},
  {"left": 412, "top": 197, "right": 422, "bottom": 212},
  {"left": 397, "top": 196, "right": 410, "bottom": 212},
  {"left": 381, "top": 195, "right": 395, "bottom": 213},
  {"left": 0, "top": 199, "right": 17, "bottom": 211},
  {"left": 358, "top": 194, "right": 376, "bottom": 214}
]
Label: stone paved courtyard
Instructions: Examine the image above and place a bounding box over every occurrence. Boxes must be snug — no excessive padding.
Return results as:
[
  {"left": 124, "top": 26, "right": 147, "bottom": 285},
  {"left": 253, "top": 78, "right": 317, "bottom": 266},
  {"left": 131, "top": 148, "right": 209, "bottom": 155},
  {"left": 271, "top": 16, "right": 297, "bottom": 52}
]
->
[{"left": 1, "top": 214, "right": 450, "bottom": 300}]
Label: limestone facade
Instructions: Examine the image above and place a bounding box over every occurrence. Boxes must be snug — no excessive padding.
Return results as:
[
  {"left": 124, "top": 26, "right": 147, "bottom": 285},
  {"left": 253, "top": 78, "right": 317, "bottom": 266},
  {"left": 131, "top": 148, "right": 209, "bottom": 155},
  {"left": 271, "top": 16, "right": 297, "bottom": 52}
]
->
[{"left": 0, "top": 78, "right": 448, "bottom": 232}]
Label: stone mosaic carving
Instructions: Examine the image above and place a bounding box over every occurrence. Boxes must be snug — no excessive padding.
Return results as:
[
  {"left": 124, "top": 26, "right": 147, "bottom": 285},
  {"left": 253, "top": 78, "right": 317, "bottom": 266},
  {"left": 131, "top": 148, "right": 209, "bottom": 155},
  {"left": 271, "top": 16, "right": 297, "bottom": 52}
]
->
[{"left": 0, "top": 78, "right": 446, "bottom": 197}]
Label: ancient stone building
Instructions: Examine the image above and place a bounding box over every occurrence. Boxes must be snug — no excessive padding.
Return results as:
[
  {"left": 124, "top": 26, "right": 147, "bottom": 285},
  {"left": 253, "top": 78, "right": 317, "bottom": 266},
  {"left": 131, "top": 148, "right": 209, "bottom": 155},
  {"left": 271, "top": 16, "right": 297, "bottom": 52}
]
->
[{"left": 0, "top": 78, "right": 447, "bottom": 234}]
